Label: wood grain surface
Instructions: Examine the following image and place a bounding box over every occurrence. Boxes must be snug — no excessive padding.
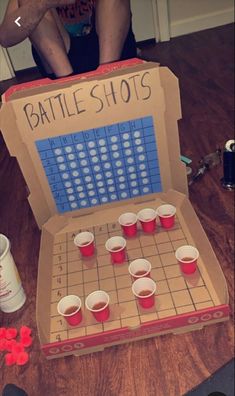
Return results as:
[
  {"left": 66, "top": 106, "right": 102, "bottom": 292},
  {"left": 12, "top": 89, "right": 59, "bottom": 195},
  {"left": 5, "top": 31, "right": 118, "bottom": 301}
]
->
[{"left": 0, "top": 24, "right": 234, "bottom": 396}]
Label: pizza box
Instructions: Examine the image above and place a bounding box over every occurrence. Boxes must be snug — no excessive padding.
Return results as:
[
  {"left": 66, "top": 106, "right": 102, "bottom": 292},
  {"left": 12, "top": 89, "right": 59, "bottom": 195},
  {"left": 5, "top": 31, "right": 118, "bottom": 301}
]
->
[{"left": 0, "top": 59, "right": 229, "bottom": 359}]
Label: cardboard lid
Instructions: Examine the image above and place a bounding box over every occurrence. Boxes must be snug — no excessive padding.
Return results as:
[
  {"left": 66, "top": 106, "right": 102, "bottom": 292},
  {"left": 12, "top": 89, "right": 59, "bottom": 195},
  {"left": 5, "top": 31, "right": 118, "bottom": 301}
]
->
[{"left": 0, "top": 59, "right": 188, "bottom": 228}]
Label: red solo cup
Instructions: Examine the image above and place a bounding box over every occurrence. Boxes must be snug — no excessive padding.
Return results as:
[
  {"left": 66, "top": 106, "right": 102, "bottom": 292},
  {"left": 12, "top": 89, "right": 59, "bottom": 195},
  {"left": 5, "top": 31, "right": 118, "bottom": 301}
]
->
[
  {"left": 132, "top": 277, "right": 156, "bottom": 308},
  {"left": 118, "top": 212, "right": 138, "bottom": 237},
  {"left": 74, "top": 231, "right": 95, "bottom": 257},
  {"left": 85, "top": 290, "right": 110, "bottom": 322},
  {"left": 105, "top": 236, "right": 126, "bottom": 264},
  {"left": 175, "top": 245, "right": 199, "bottom": 274},
  {"left": 156, "top": 204, "right": 176, "bottom": 229},
  {"left": 57, "top": 295, "right": 82, "bottom": 326},
  {"left": 137, "top": 208, "right": 157, "bottom": 233},
  {"left": 128, "top": 258, "right": 151, "bottom": 280}
]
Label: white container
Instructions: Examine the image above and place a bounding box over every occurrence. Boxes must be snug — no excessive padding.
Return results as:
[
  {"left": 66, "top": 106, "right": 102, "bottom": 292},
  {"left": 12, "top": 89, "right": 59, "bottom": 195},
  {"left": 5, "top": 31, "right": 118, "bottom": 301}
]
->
[{"left": 0, "top": 234, "right": 26, "bottom": 313}]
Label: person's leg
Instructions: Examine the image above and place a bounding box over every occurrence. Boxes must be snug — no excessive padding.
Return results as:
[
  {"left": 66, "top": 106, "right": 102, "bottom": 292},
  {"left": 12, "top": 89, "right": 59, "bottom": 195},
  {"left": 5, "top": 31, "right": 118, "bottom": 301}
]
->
[
  {"left": 95, "top": 0, "right": 132, "bottom": 64},
  {"left": 120, "top": 23, "right": 137, "bottom": 60},
  {"left": 31, "top": 7, "right": 136, "bottom": 79},
  {"left": 67, "top": 30, "right": 99, "bottom": 75},
  {"left": 30, "top": 8, "right": 72, "bottom": 77},
  {"left": 67, "top": 20, "right": 137, "bottom": 77}
]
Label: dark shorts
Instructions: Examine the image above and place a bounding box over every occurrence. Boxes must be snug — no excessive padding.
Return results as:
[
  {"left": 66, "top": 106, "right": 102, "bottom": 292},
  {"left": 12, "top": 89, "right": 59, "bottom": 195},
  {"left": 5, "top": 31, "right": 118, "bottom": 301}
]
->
[{"left": 32, "top": 24, "right": 137, "bottom": 78}]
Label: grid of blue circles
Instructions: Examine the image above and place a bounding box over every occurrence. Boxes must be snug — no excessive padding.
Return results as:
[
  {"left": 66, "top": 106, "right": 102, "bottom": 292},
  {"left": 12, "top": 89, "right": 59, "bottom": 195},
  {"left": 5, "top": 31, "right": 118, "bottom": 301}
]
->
[{"left": 36, "top": 116, "right": 162, "bottom": 213}]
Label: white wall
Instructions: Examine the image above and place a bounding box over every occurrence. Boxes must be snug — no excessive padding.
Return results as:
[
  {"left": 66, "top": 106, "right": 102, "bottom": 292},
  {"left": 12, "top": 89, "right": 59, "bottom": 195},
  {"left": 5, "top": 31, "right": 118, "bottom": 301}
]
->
[
  {"left": 168, "top": 0, "right": 234, "bottom": 37},
  {"left": 0, "top": 46, "right": 14, "bottom": 80},
  {"left": 0, "top": 0, "right": 36, "bottom": 72},
  {"left": 130, "top": 0, "right": 155, "bottom": 42}
]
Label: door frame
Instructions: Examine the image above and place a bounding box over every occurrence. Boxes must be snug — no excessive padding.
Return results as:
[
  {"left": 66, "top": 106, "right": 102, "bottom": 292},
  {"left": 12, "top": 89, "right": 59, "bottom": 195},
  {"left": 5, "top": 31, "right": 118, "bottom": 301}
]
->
[
  {"left": 0, "top": 46, "right": 15, "bottom": 81},
  {"left": 152, "top": 0, "right": 170, "bottom": 42}
]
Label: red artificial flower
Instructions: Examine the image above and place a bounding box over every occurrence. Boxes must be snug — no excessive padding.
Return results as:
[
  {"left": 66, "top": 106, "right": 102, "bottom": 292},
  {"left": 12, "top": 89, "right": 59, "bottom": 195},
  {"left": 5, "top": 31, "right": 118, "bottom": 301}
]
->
[
  {"left": 5, "top": 339, "right": 16, "bottom": 352},
  {"left": 20, "top": 326, "right": 32, "bottom": 338},
  {"left": 5, "top": 353, "right": 17, "bottom": 366},
  {"left": 5, "top": 328, "right": 17, "bottom": 340},
  {"left": 12, "top": 342, "right": 25, "bottom": 355},
  {"left": 0, "top": 338, "right": 7, "bottom": 351},
  {"left": 1, "top": 326, "right": 32, "bottom": 367},
  {"left": 16, "top": 351, "right": 29, "bottom": 366},
  {"left": 20, "top": 336, "right": 33, "bottom": 348},
  {"left": 0, "top": 327, "right": 6, "bottom": 339}
]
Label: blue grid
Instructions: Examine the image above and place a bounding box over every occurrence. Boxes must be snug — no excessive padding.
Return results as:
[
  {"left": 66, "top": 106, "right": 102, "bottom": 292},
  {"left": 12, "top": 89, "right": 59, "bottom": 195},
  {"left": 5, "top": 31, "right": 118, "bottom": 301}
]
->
[{"left": 35, "top": 116, "right": 162, "bottom": 213}]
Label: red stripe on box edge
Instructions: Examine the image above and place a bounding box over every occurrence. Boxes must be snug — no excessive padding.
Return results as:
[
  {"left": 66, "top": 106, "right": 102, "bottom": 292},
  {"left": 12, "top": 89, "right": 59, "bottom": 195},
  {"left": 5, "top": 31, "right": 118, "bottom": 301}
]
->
[
  {"left": 41, "top": 304, "right": 230, "bottom": 357},
  {"left": 3, "top": 58, "right": 144, "bottom": 102}
]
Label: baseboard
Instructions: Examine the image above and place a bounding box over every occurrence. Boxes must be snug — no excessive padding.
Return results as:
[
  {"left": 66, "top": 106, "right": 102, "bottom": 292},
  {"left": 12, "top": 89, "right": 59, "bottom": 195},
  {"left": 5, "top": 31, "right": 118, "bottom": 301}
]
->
[{"left": 170, "top": 7, "right": 234, "bottom": 37}]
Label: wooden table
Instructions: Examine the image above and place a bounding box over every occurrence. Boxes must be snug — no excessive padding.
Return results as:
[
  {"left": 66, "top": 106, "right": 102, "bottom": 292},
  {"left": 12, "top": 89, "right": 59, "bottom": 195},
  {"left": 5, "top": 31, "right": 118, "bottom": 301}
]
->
[{"left": 0, "top": 24, "right": 234, "bottom": 396}]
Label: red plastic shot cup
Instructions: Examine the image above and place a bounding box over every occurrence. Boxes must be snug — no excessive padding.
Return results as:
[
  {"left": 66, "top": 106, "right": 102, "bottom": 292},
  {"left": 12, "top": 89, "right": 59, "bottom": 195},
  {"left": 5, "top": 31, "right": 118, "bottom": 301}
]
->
[
  {"left": 105, "top": 236, "right": 127, "bottom": 264},
  {"left": 132, "top": 277, "right": 156, "bottom": 308},
  {"left": 85, "top": 290, "right": 110, "bottom": 322},
  {"left": 57, "top": 295, "right": 82, "bottom": 326},
  {"left": 118, "top": 212, "right": 138, "bottom": 237},
  {"left": 137, "top": 208, "right": 157, "bottom": 233},
  {"left": 156, "top": 204, "right": 176, "bottom": 229},
  {"left": 74, "top": 231, "right": 95, "bottom": 257},
  {"left": 128, "top": 258, "right": 151, "bottom": 280},
  {"left": 175, "top": 245, "right": 199, "bottom": 275}
]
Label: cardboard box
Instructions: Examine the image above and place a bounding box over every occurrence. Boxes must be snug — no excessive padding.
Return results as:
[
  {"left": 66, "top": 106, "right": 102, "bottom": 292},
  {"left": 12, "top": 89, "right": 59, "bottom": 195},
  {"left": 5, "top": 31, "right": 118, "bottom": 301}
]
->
[{"left": 0, "top": 59, "right": 229, "bottom": 359}]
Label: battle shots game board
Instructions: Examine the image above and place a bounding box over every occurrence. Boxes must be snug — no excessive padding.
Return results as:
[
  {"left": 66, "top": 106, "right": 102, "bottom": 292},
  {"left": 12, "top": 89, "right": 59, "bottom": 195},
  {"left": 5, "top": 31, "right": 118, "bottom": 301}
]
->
[
  {"left": 35, "top": 115, "right": 161, "bottom": 213},
  {"left": 0, "top": 60, "right": 229, "bottom": 359}
]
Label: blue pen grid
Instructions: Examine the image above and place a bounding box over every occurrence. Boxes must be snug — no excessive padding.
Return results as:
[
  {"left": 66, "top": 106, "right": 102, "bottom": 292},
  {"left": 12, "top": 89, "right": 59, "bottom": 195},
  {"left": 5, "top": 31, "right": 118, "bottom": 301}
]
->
[{"left": 35, "top": 116, "right": 162, "bottom": 213}]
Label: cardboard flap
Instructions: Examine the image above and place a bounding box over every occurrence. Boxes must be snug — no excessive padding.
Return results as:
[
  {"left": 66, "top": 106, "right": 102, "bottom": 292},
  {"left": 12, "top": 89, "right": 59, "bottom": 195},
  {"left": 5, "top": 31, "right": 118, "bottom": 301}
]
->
[
  {"left": 36, "top": 226, "right": 54, "bottom": 344},
  {"left": 160, "top": 68, "right": 188, "bottom": 196},
  {"left": 0, "top": 102, "right": 52, "bottom": 225},
  {"left": 1, "top": 62, "right": 187, "bottom": 229},
  {"left": 2, "top": 59, "right": 144, "bottom": 102}
]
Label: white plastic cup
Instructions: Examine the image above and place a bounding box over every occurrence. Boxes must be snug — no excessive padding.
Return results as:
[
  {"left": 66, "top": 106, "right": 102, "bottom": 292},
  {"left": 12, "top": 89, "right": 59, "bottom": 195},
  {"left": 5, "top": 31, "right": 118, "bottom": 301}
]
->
[{"left": 0, "top": 234, "right": 26, "bottom": 313}]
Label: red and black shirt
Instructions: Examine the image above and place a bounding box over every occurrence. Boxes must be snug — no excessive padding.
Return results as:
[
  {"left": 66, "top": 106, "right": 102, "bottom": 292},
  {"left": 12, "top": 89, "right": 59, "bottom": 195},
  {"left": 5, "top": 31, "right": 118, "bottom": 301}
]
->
[{"left": 57, "top": 0, "right": 95, "bottom": 36}]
